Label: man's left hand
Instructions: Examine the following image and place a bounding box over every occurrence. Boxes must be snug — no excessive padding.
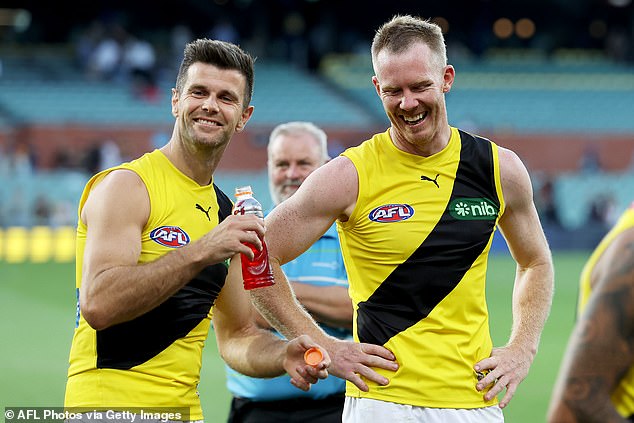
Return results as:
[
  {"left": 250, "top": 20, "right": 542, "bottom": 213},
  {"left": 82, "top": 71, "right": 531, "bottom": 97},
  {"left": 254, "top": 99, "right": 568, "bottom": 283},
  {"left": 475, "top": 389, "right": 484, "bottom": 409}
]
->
[
  {"left": 474, "top": 344, "right": 536, "bottom": 408},
  {"left": 285, "top": 335, "right": 330, "bottom": 391}
]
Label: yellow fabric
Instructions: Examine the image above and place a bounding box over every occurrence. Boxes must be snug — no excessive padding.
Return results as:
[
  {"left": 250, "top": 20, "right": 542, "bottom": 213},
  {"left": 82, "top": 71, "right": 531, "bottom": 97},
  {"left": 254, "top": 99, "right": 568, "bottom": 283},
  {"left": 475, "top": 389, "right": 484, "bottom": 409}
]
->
[
  {"left": 578, "top": 205, "right": 634, "bottom": 418},
  {"left": 338, "top": 127, "right": 505, "bottom": 408},
  {"left": 65, "top": 150, "right": 230, "bottom": 420}
]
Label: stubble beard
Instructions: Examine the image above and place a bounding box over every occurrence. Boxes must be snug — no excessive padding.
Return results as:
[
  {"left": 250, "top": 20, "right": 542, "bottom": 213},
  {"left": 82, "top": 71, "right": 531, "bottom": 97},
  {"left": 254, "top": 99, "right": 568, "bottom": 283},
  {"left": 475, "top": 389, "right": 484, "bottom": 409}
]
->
[
  {"left": 270, "top": 183, "right": 298, "bottom": 206},
  {"left": 184, "top": 120, "right": 230, "bottom": 153}
]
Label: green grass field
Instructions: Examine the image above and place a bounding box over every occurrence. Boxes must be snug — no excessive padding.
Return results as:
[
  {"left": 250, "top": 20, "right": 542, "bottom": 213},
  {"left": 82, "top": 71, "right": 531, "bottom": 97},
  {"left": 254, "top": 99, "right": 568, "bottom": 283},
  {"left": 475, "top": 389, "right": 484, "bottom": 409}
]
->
[{"left": 0, "top": 252, "right": 587, "bottom": 422}]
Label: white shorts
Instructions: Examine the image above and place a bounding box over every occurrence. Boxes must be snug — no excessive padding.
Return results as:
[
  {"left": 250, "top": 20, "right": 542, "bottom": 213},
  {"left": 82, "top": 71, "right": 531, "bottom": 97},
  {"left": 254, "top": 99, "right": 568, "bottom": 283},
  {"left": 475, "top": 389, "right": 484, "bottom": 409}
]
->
[{"left": 343, "top": 397, "right": 504, "bottom": 423}]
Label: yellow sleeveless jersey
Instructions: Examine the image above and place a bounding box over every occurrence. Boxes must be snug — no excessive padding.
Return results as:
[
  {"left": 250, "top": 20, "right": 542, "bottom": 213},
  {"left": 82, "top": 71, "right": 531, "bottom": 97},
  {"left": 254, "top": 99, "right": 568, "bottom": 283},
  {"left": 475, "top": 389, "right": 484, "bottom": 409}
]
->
[
  {"left": 578, "top": 204, "right": 634, "bottom": 418},
  {"left": 338, "top": 127, "right": 505, "bottom": 408},
  {"left": 65, "top": 150, "right": 233, "bottom": 420}
]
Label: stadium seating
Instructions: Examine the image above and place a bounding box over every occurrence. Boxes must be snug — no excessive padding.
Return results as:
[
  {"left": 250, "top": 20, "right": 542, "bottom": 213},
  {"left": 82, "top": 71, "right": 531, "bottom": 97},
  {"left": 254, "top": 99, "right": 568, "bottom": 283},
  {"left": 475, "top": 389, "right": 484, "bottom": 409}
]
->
[
  {"left": 319, "top": 50, "right": 634, "bottom": 134},
  {"left": 249, "top": 63, "right": 376, "bottom": 127},
  {"left": 555, "top": 170, "right": 634, "bottom": 229},
  {"left": 0, "top": 51, "right": 376, "bottom": 128},
  {"left": 1, "top": 47, "right": 633, "bottom": 247}
]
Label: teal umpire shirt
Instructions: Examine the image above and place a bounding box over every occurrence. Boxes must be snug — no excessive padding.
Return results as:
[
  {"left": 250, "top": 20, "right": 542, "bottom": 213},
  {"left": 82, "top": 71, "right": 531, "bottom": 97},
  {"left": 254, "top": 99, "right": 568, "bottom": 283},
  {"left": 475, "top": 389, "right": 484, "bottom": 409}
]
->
[{"left": 224, "top": 223, "right": 351, "bottom": 400}]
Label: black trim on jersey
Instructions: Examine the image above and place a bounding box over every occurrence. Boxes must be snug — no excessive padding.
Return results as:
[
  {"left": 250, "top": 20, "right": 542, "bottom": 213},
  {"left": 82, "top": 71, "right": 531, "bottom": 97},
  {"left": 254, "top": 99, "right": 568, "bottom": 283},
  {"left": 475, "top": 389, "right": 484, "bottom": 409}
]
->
[
  {"left": 96, "top": 185, "right": 233, "bottom": 369},
  {"left": 357, "top": 130, "right": 500, "bottom": 345},
  {"left": 214, "top": 183, "right": 234, "bottom": 221}
]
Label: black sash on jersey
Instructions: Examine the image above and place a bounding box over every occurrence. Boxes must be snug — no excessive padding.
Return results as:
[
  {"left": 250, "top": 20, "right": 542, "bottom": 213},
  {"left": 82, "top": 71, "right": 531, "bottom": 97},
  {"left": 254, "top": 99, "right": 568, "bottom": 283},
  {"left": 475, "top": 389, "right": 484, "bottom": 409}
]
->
[
  {"left": 357, "top": 131, "right": 500, "bottom": 345},
  {"left": 96, "top": 184, "right": 233, "bottom": 369}
]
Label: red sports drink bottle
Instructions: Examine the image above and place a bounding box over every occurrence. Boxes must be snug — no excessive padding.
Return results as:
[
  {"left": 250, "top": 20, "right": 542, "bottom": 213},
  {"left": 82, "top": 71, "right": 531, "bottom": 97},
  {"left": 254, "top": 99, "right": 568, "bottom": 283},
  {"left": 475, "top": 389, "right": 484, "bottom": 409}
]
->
[{"left": 232, "top": 186, "right": 275, "bottom": 289}]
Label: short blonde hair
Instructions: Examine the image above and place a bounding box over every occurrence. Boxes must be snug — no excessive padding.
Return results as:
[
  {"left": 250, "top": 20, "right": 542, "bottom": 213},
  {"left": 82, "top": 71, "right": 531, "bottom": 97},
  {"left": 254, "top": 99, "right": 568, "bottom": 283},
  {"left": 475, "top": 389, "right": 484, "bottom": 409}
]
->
[{"left": 371, "top": 15, "right": 447, "bottom": 70}]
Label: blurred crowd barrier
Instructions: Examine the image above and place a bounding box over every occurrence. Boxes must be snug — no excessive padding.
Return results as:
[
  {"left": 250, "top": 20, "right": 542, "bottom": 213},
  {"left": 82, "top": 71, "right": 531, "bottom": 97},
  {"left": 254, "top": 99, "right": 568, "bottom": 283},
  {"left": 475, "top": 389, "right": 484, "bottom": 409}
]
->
[
  {"left": 1, "top": 167, "right": 633, "bottom": 263},
  {"left": 0, "top": 169, "right": 271, "bottom": 263},
  {"left": 0, "top": 225, "right": 75, "bottom": 263}
]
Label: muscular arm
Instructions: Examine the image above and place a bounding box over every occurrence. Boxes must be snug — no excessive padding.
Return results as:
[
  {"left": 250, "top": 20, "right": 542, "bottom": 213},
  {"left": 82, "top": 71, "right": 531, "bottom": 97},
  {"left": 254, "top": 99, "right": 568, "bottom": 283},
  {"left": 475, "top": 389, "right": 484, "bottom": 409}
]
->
[
  {"left": 213, "top": 258, "right": 328, "bottom": 389},
  {"left": 255, "top": 283, "right": 353, "bottom": 331},
  {"left": 80, "top": 169, "right": 264, "bottom": 330},
  {"left": 291, "top": 283, "right": 353, "bottom": 330},
  {"left": 213, "top": 259, "right": 286, "bottom": 376},
  {"left": 548, "top": 229, "right": 634, "bottom": 423},
  {"left": 253, "top": 157, "right": 356, "bottom": 339},
  {"left": 475, "top": 147, "right": 554, "bottom": 408},
  {"left": 249, "top": 157, "right": 397, "bottom": 390}
]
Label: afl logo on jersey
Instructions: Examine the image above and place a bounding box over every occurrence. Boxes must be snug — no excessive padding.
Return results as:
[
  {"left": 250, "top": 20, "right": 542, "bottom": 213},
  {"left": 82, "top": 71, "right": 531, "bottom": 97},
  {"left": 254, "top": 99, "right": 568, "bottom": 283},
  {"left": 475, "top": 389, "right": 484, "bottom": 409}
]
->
[
  {"left": 368, "top": 204, "right": 414, "bottom": 223},
  {"left": 150, "top": 226, "right": 190, "bottom": 248}
]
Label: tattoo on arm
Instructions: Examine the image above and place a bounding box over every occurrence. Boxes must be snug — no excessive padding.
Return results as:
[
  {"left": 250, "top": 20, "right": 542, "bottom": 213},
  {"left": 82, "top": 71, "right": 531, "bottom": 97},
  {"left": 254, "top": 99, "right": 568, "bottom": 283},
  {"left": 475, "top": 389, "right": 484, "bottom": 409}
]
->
[{"left": 562, "top": 240, "right": 634, "bottom": 420}]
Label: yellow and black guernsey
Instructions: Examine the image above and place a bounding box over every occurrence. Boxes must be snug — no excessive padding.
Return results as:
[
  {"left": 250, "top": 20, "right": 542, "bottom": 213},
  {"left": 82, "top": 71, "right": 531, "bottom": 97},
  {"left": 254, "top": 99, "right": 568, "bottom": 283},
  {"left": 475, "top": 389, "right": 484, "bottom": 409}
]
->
[
  {"left": 338, "top": 127, "right": 505, "bottom": 408},
  {"left": 65, "top": 150, "right": 233, "bottom": 419},
  {"left": 578, "top": 204, "right": 634, "bottom": 419}
]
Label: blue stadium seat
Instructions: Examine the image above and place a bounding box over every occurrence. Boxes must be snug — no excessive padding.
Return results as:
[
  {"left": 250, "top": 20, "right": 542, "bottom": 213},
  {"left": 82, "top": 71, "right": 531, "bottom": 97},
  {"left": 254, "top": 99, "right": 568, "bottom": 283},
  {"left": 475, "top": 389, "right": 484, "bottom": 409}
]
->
[{"left": 320, "top": 52, "right": 634, "bottom": 134}]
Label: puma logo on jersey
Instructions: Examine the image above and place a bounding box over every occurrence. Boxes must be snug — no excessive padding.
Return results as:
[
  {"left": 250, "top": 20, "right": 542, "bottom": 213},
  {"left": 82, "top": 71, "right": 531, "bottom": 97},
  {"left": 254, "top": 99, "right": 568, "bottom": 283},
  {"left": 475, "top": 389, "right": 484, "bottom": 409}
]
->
[
  {"left": 420, "top": 174, "right": 440, "bottom": 188},
  {"left": 196, "top": 203, "right": 212, "bottom": 221}
]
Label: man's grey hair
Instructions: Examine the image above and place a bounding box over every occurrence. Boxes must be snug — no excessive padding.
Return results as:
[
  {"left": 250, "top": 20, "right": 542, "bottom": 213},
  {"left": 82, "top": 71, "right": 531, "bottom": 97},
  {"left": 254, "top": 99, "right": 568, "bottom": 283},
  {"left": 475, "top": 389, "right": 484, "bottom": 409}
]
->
[{"left": 267, "top": 121, "right": 329, "bottom": 164}]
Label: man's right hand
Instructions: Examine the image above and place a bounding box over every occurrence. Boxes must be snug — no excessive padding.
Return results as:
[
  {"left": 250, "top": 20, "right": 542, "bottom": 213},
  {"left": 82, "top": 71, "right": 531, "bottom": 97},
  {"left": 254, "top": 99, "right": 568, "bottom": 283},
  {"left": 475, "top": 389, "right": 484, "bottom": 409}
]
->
[
  {"left": 197, "top": 214, "right": 265, "bottom": 263},
  {"left": 324, "top": 339, "right": 398, "bottom": 391}
]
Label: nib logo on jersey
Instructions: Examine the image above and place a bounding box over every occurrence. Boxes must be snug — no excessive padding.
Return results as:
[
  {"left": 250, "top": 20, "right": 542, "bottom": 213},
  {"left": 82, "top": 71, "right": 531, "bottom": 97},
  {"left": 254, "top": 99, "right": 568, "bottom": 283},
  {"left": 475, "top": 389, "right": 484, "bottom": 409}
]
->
[
  {"left": 150, "top": 226, "right": 191, "bottom": 248},
  {"left": 449, "top": 198, "right": 499, "bottom": 220}
]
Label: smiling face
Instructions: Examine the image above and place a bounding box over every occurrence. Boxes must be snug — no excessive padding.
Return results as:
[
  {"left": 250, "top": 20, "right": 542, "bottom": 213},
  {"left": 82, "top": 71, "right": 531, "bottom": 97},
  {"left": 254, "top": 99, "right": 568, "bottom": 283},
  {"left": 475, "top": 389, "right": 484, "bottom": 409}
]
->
[
  {"left": 171, "top": 62, "right": 253, "bottom": 152},
  {"left": 372, "top": 41, "right": 454, "bottom": 156},
  {"left": 268, "top": 132, "right": 325, "bottom": 205}
]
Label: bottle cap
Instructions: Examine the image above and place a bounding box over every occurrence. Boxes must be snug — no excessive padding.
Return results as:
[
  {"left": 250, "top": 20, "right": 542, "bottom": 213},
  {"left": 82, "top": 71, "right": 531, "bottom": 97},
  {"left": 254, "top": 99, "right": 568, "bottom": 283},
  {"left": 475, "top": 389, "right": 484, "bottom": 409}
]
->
[
  {"left": 303, "top": 347, "right": 323, "bottom": 366},
  {"left": 235, "top": 185, "right": 253, "bottom": 197}
]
